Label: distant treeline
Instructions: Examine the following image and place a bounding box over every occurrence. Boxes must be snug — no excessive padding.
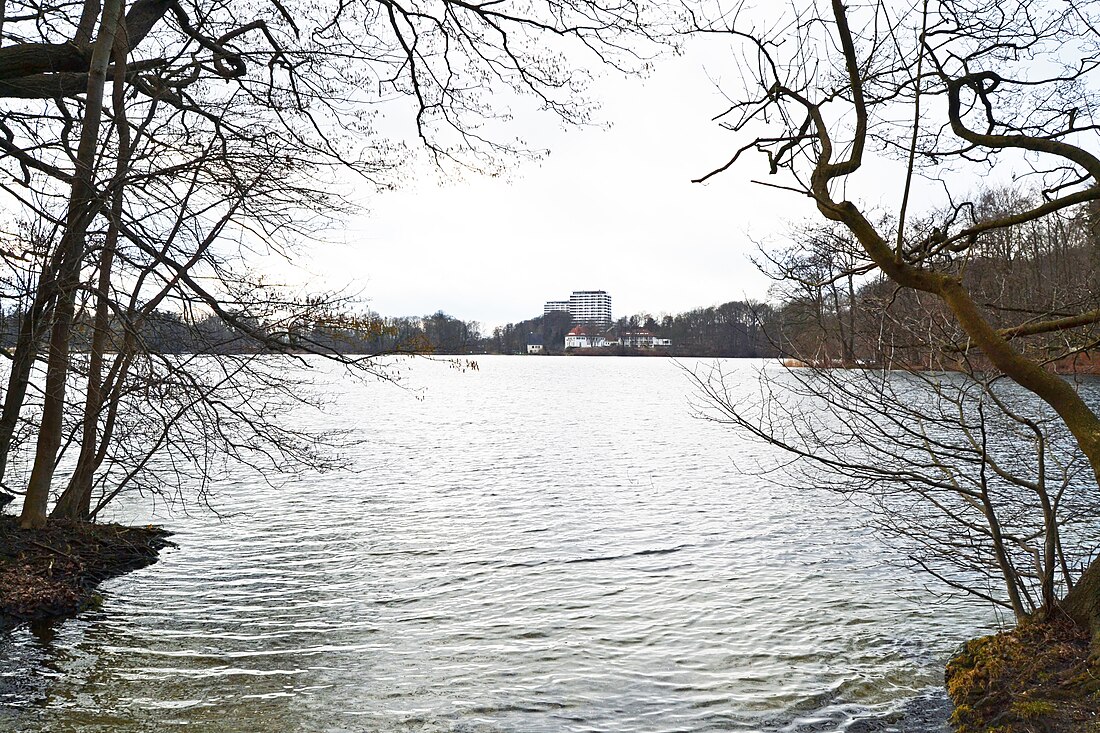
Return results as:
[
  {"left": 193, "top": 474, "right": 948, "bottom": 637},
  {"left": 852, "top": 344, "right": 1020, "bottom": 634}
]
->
[
  {"left": 343, "top": 302, "right": 783, "bottom": 357},
  {"left": 485, "top": 303, "right": 779, "bottom": 356},
  {"left": 365, "top": 299, "right": 781, "bottom": 357},
  {"left": 0, "top": 300, "right": 783, "bottom": 357},
  {"left": 0, "top": 308, "right": 482, "bottom": 356},
  {"left": 19, "top": 189, "right": 1088, "bottom": 364}
]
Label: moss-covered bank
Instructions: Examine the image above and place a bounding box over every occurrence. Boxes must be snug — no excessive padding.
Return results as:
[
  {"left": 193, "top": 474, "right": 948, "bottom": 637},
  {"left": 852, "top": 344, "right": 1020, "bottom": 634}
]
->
[
  {"left": 0, "top": 515, "right": 173, "bottom": 626},
  {"left": 946, "top": 618, "right": 1100, "bottom": 732}
]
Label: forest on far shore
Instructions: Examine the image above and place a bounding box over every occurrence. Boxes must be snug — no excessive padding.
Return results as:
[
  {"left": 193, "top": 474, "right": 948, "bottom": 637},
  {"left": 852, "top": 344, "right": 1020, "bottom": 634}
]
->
[
  {"left": 0, "top": 298, "right": 776, "bottom": 358},
  {"left": 14, "top": 188, "right": 1092, "bottom": 366}
]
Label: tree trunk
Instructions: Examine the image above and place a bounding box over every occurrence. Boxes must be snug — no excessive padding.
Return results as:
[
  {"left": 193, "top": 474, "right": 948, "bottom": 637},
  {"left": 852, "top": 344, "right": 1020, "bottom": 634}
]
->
[
  {"left": 19, "top": 0, "right": 124, "bottom": 529},
  {"left": 49, "top": 224, "right": 120, "bottom": 520},
  {"left": 52, "top": 15, "right": 131, "bottom": 521},
  {"left": 1062, "top": 560, "right": 1100, "bottom": 648},
  {"left": 0, "top": 270, "right": 57, "bottom": 487}
]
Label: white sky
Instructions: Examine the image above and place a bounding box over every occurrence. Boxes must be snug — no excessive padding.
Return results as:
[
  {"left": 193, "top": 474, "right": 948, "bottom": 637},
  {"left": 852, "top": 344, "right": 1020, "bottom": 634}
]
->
[
  {"left": 294, "top": 49, "right": 825, "bottom": 331},
  {"left": 285, "top": 19, "right": 996, "bottom": 334}
]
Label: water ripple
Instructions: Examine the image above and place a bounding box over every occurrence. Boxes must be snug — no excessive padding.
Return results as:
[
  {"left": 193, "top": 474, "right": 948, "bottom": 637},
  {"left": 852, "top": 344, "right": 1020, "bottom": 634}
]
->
[{"left": 0, "top": 357, "right": 995, "bottom": 732}]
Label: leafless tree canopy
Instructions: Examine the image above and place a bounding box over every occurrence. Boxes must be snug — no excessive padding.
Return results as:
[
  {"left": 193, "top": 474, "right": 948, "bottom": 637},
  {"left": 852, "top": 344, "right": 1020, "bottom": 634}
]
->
[
  {"left": 687, "top": 0, "right": 1100, "bottom": 635},
  {"left": 0, "top": 0, "right": 663, "bottom": 527}
]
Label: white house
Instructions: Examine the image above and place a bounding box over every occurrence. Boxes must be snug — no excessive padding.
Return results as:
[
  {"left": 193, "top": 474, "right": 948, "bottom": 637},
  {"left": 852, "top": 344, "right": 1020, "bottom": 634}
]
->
[
  {"left": 620, "top": 329, "right": 672, "bottom": 349},
  {"left": 564, "top": 326, "right": 608, "bottom": 349}
]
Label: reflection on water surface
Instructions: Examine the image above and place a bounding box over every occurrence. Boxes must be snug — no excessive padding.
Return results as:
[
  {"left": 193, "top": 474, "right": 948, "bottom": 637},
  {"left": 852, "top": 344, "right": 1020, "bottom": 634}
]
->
[{"left": 0, "top": 357, "right": 994, "bottom": 732}]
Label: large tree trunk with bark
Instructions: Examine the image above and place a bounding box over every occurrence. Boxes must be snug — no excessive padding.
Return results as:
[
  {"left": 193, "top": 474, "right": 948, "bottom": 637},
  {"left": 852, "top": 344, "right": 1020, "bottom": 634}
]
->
[{"left": 1063, "top": 561, "right": 1100, "bottom": 651}]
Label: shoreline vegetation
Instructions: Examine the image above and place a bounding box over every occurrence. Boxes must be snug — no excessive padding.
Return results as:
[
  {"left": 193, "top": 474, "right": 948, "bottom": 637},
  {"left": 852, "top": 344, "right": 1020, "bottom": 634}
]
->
[
  {"left": 0, "top": 516, "right": 172, "bottom": 628},
  {"left": 946, "top": 618, "right": 1100, "bottom": 732},
  {"left": 559, "top": 347, "right": 672, "bottom": 357},
  {"left": 781, "top": 354, "right": 1100, "bottom": 377}
]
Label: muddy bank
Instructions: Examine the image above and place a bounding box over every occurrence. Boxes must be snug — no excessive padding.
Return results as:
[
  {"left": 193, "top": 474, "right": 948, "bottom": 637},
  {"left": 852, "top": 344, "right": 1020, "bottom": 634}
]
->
[
  {"left": 0, "top": 515, "right": 173, "bottom": 627},
  {"left": 946, "top": 618, "right": 1100, "bottom": 732}
]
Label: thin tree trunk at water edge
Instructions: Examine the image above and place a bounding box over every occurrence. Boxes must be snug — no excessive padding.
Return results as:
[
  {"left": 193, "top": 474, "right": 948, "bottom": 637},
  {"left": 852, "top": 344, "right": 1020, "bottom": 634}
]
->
[
  {"left": 51, "top": 20, "right": 131, "bottom": 522},
  {"left": 20, "top": 0, "right": 125, "bottom": 529}
]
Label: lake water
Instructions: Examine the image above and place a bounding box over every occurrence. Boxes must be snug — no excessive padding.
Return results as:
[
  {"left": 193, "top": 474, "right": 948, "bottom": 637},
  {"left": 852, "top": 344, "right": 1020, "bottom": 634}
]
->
[{"left": 0, "top": 356, "right": 996, "bottom": 732}]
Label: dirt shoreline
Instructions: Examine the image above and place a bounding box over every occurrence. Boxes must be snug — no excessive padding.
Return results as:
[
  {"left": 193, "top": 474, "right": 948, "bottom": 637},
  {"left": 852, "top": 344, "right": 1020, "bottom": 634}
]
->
[
  {"left": 946, "top": 618, "right": 1100, "bottom": 732},
  {"left": 0, "top": 515, "right": 173, "bottom": 627}
]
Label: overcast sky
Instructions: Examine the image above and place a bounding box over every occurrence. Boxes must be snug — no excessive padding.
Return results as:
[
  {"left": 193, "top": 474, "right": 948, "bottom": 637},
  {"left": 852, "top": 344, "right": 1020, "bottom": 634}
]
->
[
  {"left": 295, "top": 46, "right": 824, "bottom": 331},
  {"left": 272, "top": 44, "right": 831, "bottom": 327}
]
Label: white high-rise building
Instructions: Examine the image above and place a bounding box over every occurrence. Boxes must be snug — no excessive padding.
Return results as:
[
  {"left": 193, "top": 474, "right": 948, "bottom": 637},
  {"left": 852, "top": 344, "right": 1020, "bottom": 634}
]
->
[
  {"left": 544, "top": 300, "right": 570, "bottom": 316},
  {"left": 544, "top": 290, "right": 612, "bottom": 326},
  {"left": 568, "top": 290, "right": 612, "bottom": 327}
]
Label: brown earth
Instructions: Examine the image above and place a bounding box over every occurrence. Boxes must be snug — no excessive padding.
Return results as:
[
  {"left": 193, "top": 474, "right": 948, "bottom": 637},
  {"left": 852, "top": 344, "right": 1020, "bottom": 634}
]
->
[
  {"left": 0, "top": 515, "right": 173, "bottom": 626},
  {"left": 1051, "top": 352, "right": 1100, "bottom": 375},
  {"left": 946, "top": 617, "right": 1100, "bottom": 732}
]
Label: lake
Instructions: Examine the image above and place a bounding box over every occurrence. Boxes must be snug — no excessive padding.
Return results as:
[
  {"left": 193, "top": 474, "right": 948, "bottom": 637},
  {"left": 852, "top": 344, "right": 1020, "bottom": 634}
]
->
[{"left": 0, "top": 356, "right": 996, "bottom": 732}]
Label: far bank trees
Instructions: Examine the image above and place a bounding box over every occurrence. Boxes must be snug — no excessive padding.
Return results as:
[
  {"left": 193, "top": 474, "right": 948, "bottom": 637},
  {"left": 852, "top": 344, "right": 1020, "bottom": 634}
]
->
[{"left": 486, "top": 302, "right": 776, "bottom": 356}]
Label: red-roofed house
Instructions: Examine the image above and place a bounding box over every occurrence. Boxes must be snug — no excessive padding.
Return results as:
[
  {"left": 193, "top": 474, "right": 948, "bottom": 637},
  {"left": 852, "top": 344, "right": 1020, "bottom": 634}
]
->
[{"left": 564, "top": 326, "right": 609, "bottom": 349}]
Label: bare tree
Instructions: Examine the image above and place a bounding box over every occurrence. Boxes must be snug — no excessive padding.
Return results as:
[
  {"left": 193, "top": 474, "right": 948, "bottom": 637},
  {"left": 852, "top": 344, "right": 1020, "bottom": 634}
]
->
[
  {"left": 689, "top": 361, "right": 1099, "bottom": 621},
  {"left": 690, "top": 0, "right": 1100, "bottom": 638},
  {"left": 758, "top": 223, "right": 871, "bottom": 364},
  {"left": 0, "top": 0, "right": 663, "bottom": 526}
]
